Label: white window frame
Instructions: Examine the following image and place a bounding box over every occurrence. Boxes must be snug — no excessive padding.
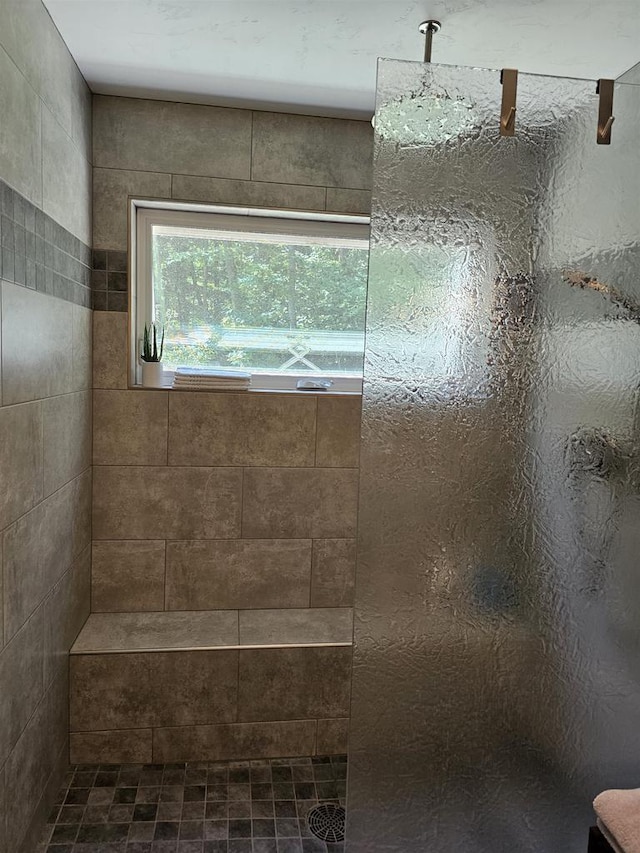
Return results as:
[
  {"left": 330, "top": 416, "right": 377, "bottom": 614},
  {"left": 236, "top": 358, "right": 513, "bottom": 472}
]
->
[{"left": 130, "top": 199, "right": 369, "bottom": 393}]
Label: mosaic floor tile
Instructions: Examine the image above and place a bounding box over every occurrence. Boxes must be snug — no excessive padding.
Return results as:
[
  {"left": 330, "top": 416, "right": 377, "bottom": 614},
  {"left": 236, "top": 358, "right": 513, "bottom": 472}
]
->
[{"left": 39, "top": 756, "right": 347, "bottom": 853}]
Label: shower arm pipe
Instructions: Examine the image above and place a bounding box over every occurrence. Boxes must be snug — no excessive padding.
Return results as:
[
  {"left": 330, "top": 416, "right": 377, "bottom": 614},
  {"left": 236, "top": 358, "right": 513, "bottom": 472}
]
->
[{"left": 418, "top": 20, "right": 441, "bottom": 63}]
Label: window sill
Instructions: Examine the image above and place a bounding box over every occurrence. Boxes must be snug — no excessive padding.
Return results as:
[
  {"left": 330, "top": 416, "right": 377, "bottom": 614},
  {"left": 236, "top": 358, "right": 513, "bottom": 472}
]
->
[{"left": 129, "top": 383, "right": 362, "bottom": 397}]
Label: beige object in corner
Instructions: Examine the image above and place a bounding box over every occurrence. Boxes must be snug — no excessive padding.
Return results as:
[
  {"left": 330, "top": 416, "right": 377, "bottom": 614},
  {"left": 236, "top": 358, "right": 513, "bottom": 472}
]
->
[{"left": 594, "top": 788, "right": 640, "bottom": 852}]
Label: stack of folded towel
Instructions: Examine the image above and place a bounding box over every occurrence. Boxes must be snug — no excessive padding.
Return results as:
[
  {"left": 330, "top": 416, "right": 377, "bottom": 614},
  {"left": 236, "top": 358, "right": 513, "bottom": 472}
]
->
[
  {"left": 172, "top": 367, "right": 251, "bottom": 391},
  {"left": 593, "top": 788, "right": 640, "bottom": 852}
]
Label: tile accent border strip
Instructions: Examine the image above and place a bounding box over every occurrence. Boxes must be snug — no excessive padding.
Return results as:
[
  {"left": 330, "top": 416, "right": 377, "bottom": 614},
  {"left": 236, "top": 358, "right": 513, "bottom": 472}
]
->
[
  {"left": 0, "top": 179, "right": 92, "bottom": 308},
  {"left": 91, "top": 249, "right": 128, "bottom": 311}
]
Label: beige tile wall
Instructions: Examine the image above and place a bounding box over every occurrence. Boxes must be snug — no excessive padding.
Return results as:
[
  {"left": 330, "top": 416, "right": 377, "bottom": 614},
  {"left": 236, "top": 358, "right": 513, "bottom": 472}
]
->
[
  {"left": 0, "top": 0, "right": 92, "bottom": 243},
  {"left": 85, "top": 94, "right": 370, "bottom": 767},
  {"left": 91, "top": 96, "right": 370, "bottom": 614},
  {"left": 70, "top": 645, "right": 351, "bottom": 763},
  {"left": 92, "top": 94, "right": 373, "bottom": 252},
  {"left": 91, "top": 352, "right": 361, "bottom": 614},
  {"left": 0, "top": 283, "right": 92, "bottom": 853},
  {"left": 0, "top": 3, "right": 92, "bottom": 848}
]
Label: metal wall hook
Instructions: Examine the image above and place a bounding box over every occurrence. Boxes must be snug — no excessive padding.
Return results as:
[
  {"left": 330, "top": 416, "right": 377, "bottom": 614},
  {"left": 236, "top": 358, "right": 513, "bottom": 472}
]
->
[
  {"left": 500, "top": 69, "right": 518, "bottom": 137},
  {"left": 418, "top": 20, "right": 441, "bottom": 63},
  {"left": 597, "top": 79, "right": 615, "bottom": 145}
]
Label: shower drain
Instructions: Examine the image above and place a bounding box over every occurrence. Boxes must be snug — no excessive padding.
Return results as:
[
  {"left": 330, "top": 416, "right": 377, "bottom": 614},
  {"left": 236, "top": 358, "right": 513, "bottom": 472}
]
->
[{"left": 307, "top": 803, "right": 346, "bottom": 843}]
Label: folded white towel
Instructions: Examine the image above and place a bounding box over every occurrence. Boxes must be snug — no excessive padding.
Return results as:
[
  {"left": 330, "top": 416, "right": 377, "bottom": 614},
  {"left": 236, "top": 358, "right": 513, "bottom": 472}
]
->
[
  {"left": 594, "top": 789, "right": 640, "bottom": 853},
  {"left": 175, "top": 367, "right": 251, "bottom": 380}
]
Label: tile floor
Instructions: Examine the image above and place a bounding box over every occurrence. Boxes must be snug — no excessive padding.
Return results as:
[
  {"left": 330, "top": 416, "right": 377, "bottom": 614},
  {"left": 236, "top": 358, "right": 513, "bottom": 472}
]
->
[{"left": 38, "top": 755, "right": 347, "bottom": 853}]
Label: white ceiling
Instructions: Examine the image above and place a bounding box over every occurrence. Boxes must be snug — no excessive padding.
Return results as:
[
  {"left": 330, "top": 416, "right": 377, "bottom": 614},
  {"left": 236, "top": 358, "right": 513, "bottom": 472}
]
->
[{"left": 44, "top": 0, "right": 640, "bottom": 119}]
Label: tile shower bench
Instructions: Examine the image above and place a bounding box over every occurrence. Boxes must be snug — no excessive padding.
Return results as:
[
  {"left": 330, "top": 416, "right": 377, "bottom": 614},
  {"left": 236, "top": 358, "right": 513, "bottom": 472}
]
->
[{"left": 69, "top": 608, "right": 353, "bottom": 765}]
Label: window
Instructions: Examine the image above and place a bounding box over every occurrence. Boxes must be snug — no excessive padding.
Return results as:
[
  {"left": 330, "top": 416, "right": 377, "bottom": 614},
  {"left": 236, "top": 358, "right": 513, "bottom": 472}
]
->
[{"left": 132, "top": 202, "right": 370, "bottom": 391}]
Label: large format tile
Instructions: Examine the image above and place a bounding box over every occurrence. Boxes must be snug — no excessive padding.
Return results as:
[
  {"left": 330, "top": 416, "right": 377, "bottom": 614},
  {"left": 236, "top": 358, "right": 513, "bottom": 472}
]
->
[
  {"left": 70, "top": 729, "right": 153, "bottom": 765},
  {"left": 168, "top": 392, "right": 316, "bottom": 467},
  {"left": 166, "top": 539, "right": 312, "bottom": 611},
  {"left": 316, "top": 718, "right": 349, "bottom": 755},
  {"left": 310, "top": 539, "right": 357, "bottom": 607},
  {"left": 93, "top": 311, "right": 129, "bottom": 389},
  {"left": 242, "top": 468, "right": 359, "bottom": 539},
  {"left": 93, "top": 466, "right": 243, "bottom": 540},
  {"left": 252, "top": 112, "right": 373, "bottom": 190},
  {"left": 3, "top": 477, "right": 77, "bottom": 642},
  {"left": 43, "top": 390, "right": 91, "bottom": 496},
  {"left": 0, "top": 0, "right": 90, "bottom": 156},
  {"left": 94, "top": 95, "right": 252, "bottom": 178},
  {"left": 5, "top": 470, "right": 92, "bottom": 634},
  {"left": 0, "top": 400, "right": 43, "bottom": 529},
  {"left": 71, "top": 610, "right": 239, "bottom": 653},
  {"left": 71, "top": 467, "right": 93, "bottom": 557},
  {"left": 0, "top": 607, "right": 44, "bottom": 767},
  {"left": 238, "top": 608, "right": 353, "bottom": 647},
  {"left": 172, "top": 174, "right": 325, "bottom": 210},
  {"left": 92, "top": 167, "right": 171, "bottom": 250},
  {"left": 1, "top": 282, "right": 73, "bottom": 404},
  {"left": 4, "top": 673, "right": 68, "bottom": 852},
  {"left": 42, "top": 105, "right": 91, "bottom": 244},
  {"left": 72, "top": 303, "right": 92, "bottom": 392},
  {"left": 153, "top": 720, "right": 317, "bottom": 763},
  {"left": 43, "top": 545, "right": 91, "bottom": 688},
  {"left": 315, "top": 395, "right": 362, "bottom": 467},
  {"left": 92, "top": 540, "right": 166, "bottom": 613},
  {"left": 326, "top": 187, "right": 372, "bottom": 214},
  {"left": 93, "top": 389, "right": 168, "bottom": 465},
  {"left": 0, "top": 45, "right": 42, "bottom": 206},
  {"left": 70, "top": 649, "right": 239, "bottom": 730},
  {"left": 19, "top": 740, "right": 67, "bottom": 853},
  {"left": 238, "top": 646, "right": 352, "bottom": 722}
]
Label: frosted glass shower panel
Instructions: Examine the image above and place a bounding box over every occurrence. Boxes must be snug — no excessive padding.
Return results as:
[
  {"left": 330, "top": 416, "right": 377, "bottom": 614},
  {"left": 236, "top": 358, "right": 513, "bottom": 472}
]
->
[{"left": 348, "top": 60, "right": 640, "bottom": 853}]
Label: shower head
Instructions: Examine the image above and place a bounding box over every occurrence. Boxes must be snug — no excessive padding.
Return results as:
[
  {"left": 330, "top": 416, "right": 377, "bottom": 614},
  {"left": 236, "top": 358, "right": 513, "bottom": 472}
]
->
[
  {"left": 371, "top": 19, "right": 443, "bottom": 128},
  {"left": 374, "top": 90, "right": 478, "bottom": 145}
]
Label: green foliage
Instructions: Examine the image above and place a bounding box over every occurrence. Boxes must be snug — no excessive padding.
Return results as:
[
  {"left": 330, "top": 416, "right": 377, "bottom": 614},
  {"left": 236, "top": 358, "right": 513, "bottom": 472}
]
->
[
  {"left": 142, "top": 323, "right": 165, "bottom": 362},
  {"left": 152, "top": 234, "right": 367, "bottom": 372}
]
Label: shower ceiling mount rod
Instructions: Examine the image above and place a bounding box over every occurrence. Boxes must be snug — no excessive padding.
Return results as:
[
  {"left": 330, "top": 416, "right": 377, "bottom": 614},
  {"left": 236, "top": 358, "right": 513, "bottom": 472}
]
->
[{"left": 418, "top": 20, "right": 441, "bottom": 62}]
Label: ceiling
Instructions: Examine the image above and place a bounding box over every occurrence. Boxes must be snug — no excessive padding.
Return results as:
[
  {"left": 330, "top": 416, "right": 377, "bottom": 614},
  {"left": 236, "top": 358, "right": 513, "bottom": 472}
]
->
[{"left": 43, "top": 0, "right": 640, "bottom": 119}]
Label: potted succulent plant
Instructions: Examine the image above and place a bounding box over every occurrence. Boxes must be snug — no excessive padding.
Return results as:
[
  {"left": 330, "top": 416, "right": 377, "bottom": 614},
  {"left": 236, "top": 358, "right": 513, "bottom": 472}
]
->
[{"left": 140, "top": 323, "right": 165, "bottom": 387}]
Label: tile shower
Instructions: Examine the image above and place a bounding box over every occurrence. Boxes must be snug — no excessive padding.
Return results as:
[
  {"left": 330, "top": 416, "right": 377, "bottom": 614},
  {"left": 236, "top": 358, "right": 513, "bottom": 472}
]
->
[
  {"left": 5, "top": 4, "right": 640, "bottom": 853},
  {"left": 0, "top": 4, "right": 372, "bottom": 850}
]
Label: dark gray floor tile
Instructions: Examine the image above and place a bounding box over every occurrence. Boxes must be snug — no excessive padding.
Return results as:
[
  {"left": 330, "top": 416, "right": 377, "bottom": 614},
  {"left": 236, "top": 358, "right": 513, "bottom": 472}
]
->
[
  {"left": 155, "top": 822, "right": 180, "bottom": 840},
  {"left": 203, "top": 842, "right": 228, "bottom": 853},
  {"left": 205, "top": 802, "right": 227, "bottom": 820},
  {"left": 179, "top": 821, "right": 204, "bottom": 840},
  {"left": 184, "top": 786, "right": 206, "bottom": 803},
  {"left": 228, "top": 819, "right": 252, "bottom": 839},
  {"left": 133, "top": 803, "right": 158, "bottom": 822},
  {"left": 277, "top": 840, "right": 303, "bottom": 853},
  {"left": 58, "top": 805, "right": 85, "bottom": 823},
  {"left": 253, "top": 840, "right": 278, "bottom": 853},
  {"left": 301, "top": 840, "right": 326, "bottom": 853},
  {"left": 50, "top": 823, "right": 79, "bottom": 843},
  {"left": 252, "top": 801, "right": 274, "bottom": 819},
  {"left": 129, "top": 822, "right": 156, "bottom": 842},
  {"left": 45, "top": 756, "right": 345, "bottom": 853},
  {"left": 253, "top": 819, "right": 276, "bottom": 838},
  {"left": 227, "top": 841, "right": 252, "bottom": 853},
  {"left": 204, "top": 820, "right": 228, "bottom": 841},
  {"left": 275, "top": 818, "right": 300, "bottom": 838}
]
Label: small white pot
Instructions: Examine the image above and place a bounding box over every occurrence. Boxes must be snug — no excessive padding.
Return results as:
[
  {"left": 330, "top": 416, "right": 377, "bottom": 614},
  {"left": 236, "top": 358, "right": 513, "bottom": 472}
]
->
[{"left": 141, "top": 361, "right": 164, "bottom": 388}]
